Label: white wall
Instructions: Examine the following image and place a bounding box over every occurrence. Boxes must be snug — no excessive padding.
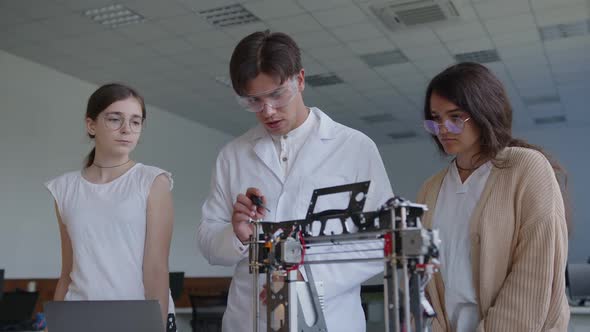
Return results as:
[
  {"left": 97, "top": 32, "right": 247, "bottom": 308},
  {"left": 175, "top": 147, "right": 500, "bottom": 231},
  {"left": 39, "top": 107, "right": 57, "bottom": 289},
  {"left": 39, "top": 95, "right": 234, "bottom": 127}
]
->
[
  {"left": 0, "top": 50, "right": 234, "bottom": 278},
  {"left": 379, "top": 125, "right": 590, "bottom": 263}
]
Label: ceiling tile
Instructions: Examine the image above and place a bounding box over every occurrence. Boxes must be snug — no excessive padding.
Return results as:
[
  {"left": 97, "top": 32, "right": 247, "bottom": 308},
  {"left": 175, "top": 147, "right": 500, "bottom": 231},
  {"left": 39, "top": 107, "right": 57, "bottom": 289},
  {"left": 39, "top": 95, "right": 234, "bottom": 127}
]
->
[
  {"left": 5, "top": 21, "right": 59, "bottom": 44},
  {"left": 490, "top": 29, "right": 540, "bottom": 47},
  {"left": 526, "top": 102, "right": 564, "bottom": 118},
  {"left": 413, "top": 56, "right": 456, "bottom": 74},
  {"left": 558, "top": 83, "right": 590, "bottom": 124},
  {"left": 435, "top": 22, "right": 488, "bottom": 43},
  {"left": 331, "top": 22, "right": 384, "bottom": 42},
  {"left": 543, "top": 36, "right": 590, "bottom": 53},
  {"left": 223, "top": 22, "right": 269, "bottom": 39},
  {"left": 42, "top": 14, "right": 109, "bottom": 38},
  {"left": 534, "top": 3, "right": 590, "bottom": 26},
  {"left": 446, "top": 37, "right": 494, "bottom": 54},
  {"left": 266, "top": 14, "right": 324, "bottom": 34},
  {"left": 346, "top": 37, "right": 395, "bottom": 54},
  {"left": 118, "top": 22, "right": 176, "bottom": 43},
  {"left": 322, "top": 55, "right": 369, "bottom": 72},
  {"left": 374, "top": 63, "right": 421, "bottom": 79},
  {"left": 306, "top": 44, "right": 352, "bottom": 61},
  {"left": 156, "top": 14, "right": 214, "bottom": 36},
  {"left": 145, "top": 38, "right": 195, "bottom": 56},
  {"left": 391, "top": 27, "right": 439, "bottom": 48},
  {"left": 402, "top": 44, "right": 451, "bottom": 61},
  {"left": 176, "top": 0, "right": 238, "bottom": 12},
  {"left": 0, "top": 6, "right": 29, "bottom": 27},
  {"left": 530, "top": 0, "right": 586, "bottom": 11},
  {"left": 312, "top": 5, "right": 369, "bottom": 28},
  {"left": 497, "top": 41, "right": 544, "bottom": 59},
  {"left": 124, "top": 0, "right": 190, "bottom": 20},
  {"left": 5, "top": 0, "right": 70, "bottom": 20},
  {"left": 55, "top": 0, "right": 117, "bottom": 11},
  {"left": 484, "top": 13, "right": 537, "bottom": 35},
  {"left": 243, "top": 0, "right": 306, "bottom": 20},
  {"left": 291, "top": 29, "right": 340, "bottom": 48},
  {"left": 183, "top": 30, "right": 236, "bottom": 49},
  {"left": 473, "top": 0, "right": 531, "bottom": 20},
  {"left": 296, "top": 0, "right": 353, "bottom": 12}
]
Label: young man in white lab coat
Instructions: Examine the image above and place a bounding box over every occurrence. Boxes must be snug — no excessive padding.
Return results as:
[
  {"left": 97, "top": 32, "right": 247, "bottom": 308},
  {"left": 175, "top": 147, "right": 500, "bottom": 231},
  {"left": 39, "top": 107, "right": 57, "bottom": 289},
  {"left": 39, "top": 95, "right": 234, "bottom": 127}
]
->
[{"left": 197, "top": 31, "right": 393, "bottom": 332}]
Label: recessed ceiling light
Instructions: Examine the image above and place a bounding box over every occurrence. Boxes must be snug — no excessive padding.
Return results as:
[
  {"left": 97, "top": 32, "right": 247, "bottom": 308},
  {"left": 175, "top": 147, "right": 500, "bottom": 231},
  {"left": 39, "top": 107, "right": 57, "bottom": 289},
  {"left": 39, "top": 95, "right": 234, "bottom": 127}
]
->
[
  {"left": 454, "top": 49, "right": 500, "bottom": 63},
  {"left": 199, "top": 4, "right": 260, "bottom": 28},
  {"left": 361, "top": 113, "right": 396, "bottom": 124},
  {"left": 533, "top": 115, "right": 566, "bottom": 125},
  {"left": 539, "top": 19, "right": 590, "bottom": 41},
  {"left": 388, "top": 130, "right": 417, "bottom": 140},
  {"left": 522, "top": 94, "right": 561, "bottom": 107},
  {"left": 83, "top": 4, "right": 145, "bottom": 28},
  {"left": 360, "top": 50, "right": 408, "bottom": 68},
  {"left": 306, "top": 73, "right": 344, "bottom": 87}
]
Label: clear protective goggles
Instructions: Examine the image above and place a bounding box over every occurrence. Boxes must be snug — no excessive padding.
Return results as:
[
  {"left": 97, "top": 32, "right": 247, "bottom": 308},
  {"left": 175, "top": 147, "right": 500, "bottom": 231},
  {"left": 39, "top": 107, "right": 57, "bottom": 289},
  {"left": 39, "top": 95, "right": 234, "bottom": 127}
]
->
[{"left": 236, "top": 77, "right": 298, "bottom": 113}]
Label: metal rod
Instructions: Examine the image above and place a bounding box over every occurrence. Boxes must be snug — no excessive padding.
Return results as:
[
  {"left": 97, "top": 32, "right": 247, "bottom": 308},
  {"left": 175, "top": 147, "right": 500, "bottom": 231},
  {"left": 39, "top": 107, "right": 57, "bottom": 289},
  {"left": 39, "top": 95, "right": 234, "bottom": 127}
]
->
[
  {"left": 302, "top": 231, "right": 387, "bottom": 244},
  {"left": 252, "top": 220, "right": 260, "bottom": 332},
  {"left": 400, "top": 206, "right": 411, "bottom": 332},
  {"left": 302, "top": 257, "right": 385, "bottom": 265}
]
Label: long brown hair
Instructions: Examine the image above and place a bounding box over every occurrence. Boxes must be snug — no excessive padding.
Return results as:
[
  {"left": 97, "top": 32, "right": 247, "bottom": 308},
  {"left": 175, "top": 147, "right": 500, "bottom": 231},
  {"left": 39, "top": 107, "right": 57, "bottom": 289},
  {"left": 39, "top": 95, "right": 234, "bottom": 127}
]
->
[
  {"left": 424, "top": 62, "right": 571, "bottom": 231},
  {"left": 84, "top": 83, "right": 146, "bottom": 168}
]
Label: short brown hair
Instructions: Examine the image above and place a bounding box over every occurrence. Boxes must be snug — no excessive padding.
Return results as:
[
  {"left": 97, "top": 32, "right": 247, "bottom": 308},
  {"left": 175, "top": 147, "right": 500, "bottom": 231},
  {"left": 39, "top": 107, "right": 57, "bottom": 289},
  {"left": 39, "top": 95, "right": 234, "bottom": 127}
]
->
[{"left": 229, "top": 30, "right": 302, "bottom": 96}]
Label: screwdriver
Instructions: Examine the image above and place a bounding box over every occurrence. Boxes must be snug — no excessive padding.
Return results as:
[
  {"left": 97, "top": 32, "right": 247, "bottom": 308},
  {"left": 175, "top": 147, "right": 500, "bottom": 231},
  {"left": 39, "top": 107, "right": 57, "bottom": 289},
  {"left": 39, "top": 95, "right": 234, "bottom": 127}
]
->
[{"left": 250, "top": 195, "right": 271, "bottom": 212}]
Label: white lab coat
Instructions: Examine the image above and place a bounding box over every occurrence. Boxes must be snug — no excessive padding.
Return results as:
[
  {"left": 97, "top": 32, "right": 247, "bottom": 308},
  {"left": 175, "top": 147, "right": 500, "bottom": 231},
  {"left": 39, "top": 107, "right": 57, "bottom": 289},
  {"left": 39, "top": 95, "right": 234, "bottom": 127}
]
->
[{"left": 198, "top": 108, "right": 393, "bottom": 332}]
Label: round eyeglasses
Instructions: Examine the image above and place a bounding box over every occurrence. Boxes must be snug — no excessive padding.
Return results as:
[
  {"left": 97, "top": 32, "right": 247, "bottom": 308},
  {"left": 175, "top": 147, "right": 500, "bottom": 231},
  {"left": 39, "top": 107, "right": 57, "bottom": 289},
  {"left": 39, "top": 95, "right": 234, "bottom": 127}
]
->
[
  {"left": 102, "top": 113, "right": 144, "bottom": 133},
  {"left": 424, "top": 117, "right": 471, "bottom": 135},
  {"left": 236, "top": 77, "right": 298, "bottom": 113}
]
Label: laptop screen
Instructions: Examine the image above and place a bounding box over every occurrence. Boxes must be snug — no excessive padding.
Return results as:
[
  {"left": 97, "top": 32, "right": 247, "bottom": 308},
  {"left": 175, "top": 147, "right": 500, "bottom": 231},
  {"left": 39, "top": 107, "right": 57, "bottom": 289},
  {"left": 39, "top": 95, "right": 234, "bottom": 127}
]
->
[{"left": 45, "top": 300, "right": 164, "bottom": 332}]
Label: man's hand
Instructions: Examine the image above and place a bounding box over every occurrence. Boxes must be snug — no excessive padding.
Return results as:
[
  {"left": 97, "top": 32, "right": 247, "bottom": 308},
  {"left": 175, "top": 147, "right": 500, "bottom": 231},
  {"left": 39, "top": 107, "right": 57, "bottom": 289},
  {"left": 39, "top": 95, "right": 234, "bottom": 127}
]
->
[{"left": 232, "top": 187, "right": 267, "bottom": 243}]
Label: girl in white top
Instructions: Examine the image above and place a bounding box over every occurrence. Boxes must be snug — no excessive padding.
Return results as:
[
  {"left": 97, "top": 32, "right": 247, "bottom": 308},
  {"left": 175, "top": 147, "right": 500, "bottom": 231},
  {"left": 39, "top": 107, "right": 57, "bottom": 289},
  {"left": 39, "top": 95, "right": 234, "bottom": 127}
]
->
[{"left": 45, "top": 83, "right": 176, "bottom": 332}]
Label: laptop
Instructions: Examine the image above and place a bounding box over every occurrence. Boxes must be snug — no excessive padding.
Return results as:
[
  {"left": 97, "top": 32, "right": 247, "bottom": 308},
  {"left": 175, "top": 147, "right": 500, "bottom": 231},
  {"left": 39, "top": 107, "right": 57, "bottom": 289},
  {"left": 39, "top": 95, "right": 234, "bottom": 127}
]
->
[
  {"left": 0, "top": 290, "right": 38, "bottom": 323},
  {"left": 44, "top": 300, "right": 164, "bottom": 332}
]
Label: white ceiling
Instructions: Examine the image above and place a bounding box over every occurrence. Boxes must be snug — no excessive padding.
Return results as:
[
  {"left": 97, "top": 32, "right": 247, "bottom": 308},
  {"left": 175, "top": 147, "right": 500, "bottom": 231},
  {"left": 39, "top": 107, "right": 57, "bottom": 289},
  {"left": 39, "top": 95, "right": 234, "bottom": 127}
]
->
[{"left": 1, "top": 0, "right": 589, "bottom": 144}]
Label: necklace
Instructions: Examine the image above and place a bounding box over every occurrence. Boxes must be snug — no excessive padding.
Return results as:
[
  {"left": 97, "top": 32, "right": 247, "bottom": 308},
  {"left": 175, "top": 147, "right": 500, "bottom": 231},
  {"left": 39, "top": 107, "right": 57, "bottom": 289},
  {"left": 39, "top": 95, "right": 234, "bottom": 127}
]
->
[
  {"left": 93, "top": 159, "right": 131, "bottom": 168},
  {"left": 454, "top": 158, "right": 477, "bottom": 172}
]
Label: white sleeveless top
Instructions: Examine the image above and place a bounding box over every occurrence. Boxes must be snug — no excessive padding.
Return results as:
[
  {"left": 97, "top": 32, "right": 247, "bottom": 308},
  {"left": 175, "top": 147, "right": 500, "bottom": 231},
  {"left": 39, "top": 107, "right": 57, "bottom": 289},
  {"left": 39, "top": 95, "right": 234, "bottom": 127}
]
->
[{"left": 45, "top": 163, "right": 175, "bottom": 314}]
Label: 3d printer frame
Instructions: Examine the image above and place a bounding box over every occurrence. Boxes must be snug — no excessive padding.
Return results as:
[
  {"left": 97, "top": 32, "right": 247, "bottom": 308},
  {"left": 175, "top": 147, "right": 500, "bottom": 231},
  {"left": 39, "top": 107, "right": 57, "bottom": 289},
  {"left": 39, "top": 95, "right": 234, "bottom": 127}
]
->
[{"left": 248, "top": 181, "right": 440, "bottom": 332}]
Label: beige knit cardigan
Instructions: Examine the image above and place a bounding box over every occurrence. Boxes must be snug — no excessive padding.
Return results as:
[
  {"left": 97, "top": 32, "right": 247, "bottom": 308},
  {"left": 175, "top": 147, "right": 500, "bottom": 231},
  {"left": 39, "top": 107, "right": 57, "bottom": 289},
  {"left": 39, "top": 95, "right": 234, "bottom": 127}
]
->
[{"left": 417, "top": 147, "right": 569, "bottom": 331}]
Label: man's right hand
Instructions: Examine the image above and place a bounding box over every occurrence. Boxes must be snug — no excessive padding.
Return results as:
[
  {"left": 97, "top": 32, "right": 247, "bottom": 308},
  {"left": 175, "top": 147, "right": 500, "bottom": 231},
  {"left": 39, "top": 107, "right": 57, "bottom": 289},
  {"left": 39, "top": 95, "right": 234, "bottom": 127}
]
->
[{"left": 232, "top": 187, "right": 267, "bottom": 243}]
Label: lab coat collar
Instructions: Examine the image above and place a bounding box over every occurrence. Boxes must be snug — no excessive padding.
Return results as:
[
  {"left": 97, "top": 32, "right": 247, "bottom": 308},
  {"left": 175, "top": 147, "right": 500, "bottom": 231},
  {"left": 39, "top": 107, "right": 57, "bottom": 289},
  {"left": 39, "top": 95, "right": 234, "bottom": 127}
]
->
[
  {"left": 248, "top": 107, "right": 338, "bottom": 142},
  {"left": 248, "top": 107, "right": 337, "bottom": 183}
]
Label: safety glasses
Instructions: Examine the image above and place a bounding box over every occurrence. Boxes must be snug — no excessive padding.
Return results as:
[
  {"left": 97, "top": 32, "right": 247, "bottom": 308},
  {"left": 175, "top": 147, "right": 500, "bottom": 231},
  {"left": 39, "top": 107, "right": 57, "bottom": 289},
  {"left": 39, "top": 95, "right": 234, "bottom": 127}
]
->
[{"left": 236, "top": 77, "right": 298, "bottom": 113}]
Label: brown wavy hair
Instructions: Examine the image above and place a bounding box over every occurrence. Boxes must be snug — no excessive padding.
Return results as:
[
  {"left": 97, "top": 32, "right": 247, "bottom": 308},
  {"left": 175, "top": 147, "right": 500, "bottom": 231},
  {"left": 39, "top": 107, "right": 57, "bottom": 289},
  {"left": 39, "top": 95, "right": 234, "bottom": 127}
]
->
[{"left": 424, "top": 62, "right": 571, "bottom": 232}]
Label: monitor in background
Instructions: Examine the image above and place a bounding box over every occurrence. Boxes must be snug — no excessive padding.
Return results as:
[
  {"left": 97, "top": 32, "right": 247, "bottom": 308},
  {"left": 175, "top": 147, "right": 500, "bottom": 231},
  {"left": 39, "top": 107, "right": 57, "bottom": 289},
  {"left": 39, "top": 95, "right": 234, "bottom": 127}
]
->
[
  {"left": 567, "top": 263, "right": 590, "bottom": 306},
  {"left": 169, "top": 272, "right": 185, "bottom": 302},
  {"left": 45, "top": 300, "right": 163, "bottom": 332},
  {"left": 0, "top": 290, "right": 38, "bottom": 324}
]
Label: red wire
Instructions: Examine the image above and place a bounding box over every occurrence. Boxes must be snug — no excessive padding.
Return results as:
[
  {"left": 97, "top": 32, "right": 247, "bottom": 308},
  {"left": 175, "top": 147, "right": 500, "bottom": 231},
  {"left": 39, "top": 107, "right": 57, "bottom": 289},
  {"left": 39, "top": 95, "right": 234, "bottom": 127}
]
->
[{"left": 286, "top": 231, "right": 305, "bottom": 272}]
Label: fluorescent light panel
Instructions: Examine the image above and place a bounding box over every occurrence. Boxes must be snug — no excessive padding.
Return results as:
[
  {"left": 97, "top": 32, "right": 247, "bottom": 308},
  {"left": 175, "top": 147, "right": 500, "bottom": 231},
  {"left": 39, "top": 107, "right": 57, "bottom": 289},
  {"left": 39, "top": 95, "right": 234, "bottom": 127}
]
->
[
  {"left": 83, "top": 4, "right": 144, "bottom": 28},
  {"left": 199, "top": 4, "right": 260, "bottom": 28}
]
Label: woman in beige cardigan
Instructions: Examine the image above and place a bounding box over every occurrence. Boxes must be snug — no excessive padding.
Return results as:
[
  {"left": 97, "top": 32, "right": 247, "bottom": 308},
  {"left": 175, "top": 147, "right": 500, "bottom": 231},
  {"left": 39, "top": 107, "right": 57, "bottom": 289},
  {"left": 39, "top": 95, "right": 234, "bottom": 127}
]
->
[{"left": 417, "top": 62, "right": 569, "bottom": 331}]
